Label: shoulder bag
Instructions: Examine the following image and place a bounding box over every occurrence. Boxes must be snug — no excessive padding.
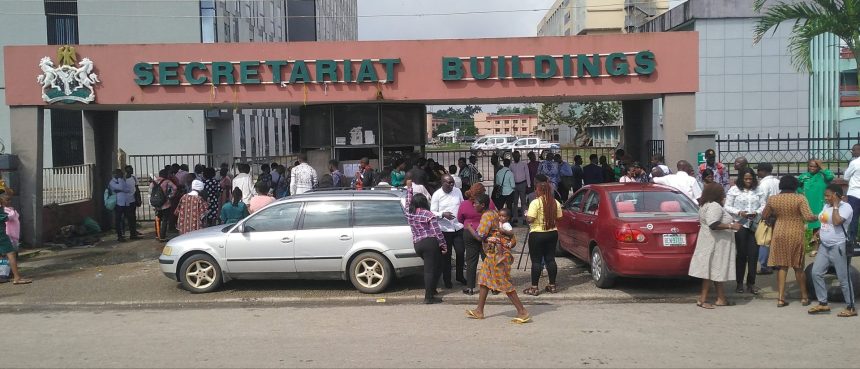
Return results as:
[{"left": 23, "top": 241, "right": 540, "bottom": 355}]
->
[{"left": 492, "top": 171, "right": 508, "bottom": 199}]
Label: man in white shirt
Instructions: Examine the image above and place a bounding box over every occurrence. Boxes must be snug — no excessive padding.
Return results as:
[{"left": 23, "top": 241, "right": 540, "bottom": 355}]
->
[
  {"left": 231, "top": 163, "right": 255, "bottom": 205},
  {"left": 431, "top": 174, "right": 465, "bottom": 288},
  {"left": 755, "top": 162, "right": 780, "bottom": 275},
  {"left": 843, "top": 144, "right": 860, "bottom": 242},
  {"left": 508, "top": 151, "right": 531, "bottom": 225},
  {"left": 653, "top": 160, "right": 702, "bottom": 203},
  {"left": 290, "top": 153, "right": 318, "bottom": 195}
]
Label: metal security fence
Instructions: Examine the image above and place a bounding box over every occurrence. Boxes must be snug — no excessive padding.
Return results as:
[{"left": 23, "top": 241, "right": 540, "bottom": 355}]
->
[
  {"left": 42, "top": 164, "right": 94, "bottom": 205},
  {"left": 648, "top": 140, "right": 665, "bottom": 159},
  {"left": 716, "top": 133, "right": 860, "bottom": 177}
]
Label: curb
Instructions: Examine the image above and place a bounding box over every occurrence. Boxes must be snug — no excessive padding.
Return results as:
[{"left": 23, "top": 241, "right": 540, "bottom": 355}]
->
[{"left": 0, "top": 293, "right": 760, "bottom": 313}]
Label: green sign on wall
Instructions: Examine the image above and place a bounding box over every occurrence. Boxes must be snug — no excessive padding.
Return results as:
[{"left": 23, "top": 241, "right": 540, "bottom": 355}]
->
[
  {"left": 441, "top": 51, "right": 656, "bottom": 81},
  {"left": 133, "top": 58, "right": 401, "bottom": 86}
]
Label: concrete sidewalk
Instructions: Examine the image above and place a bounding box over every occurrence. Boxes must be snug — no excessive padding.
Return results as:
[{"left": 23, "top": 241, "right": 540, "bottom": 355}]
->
[{"left": 2, "top": 224, "right": 853, "bottom": 311}]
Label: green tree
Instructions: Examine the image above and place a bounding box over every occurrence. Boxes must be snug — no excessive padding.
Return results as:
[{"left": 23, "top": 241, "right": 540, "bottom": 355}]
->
[
  {"left": 433, "top": 123, "right": 452, "bottom": 136},
  {"left": 539, "top": 102, "right": 621, "bottom": 146},
  {"left": 521, "top": 105, "right": 539, "bottom": 115},
  {"left": 462, "top": 125, "right": 478, "bottom": 136},
  {"left": 753, "top": 0, "right": 860, "bottom": 89}
]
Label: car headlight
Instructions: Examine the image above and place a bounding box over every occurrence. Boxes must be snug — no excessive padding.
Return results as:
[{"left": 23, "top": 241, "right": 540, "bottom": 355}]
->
[{"left": 162, "top": 246, "right": 172, "bottom": 256}]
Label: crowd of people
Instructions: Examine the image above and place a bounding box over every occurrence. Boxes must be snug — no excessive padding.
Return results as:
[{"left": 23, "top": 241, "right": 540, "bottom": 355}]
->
[{"left": 94, "top": 145, "right": 860, "bottom": 320}]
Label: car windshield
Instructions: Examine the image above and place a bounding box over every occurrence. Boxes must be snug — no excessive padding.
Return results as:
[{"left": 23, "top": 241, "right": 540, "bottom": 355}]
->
[
  {"left": 609, "top": 191, "right": 698, "bottom": 218},
  {"left": 506, "top": 137, "right": 516, "bottom": 143},
  {"left": 476, "top": 137, "right": 488, "bottom": 144}
]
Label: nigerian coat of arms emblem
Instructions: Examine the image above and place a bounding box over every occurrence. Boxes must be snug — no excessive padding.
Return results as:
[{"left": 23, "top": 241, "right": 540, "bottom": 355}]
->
[{"left": 37, "top": 46, "right": 100, "bottom": 104}]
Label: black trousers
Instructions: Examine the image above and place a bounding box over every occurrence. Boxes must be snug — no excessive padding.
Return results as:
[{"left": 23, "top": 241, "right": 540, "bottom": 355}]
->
[
  {"left": 529, "top": 231, "right": 558, "bottom": 286},
  {"left": 442, "top": 230, "right": 465, "bottom": 285},
  {"left": 463, "top": 231, "right": 485, "bottom": 289},
  {"left": 114, "top": 205, "right": 137, "bottom": 239},
  {"left": 558, "top": 182, "right": 570, "bottom": 202},
  {"left": 493, "top": 193, "right": 515, "bottom": 213},
  {"left": 735, "top": 227, "right": 759, "bottom": 286},
  {"left": 414, "top": 237, "right": 443, "bottom": 300}
]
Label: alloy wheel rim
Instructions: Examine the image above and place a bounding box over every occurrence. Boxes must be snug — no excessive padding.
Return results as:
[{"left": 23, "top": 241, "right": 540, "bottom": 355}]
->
[
  {"left": 186, "top": 260, "right": 216, "bottom": 289},
  {"left": 592, "top": 250, "right": 602, "bottom": 282},
  {"left": 355, "top": 259, "right": 384, "bottom": 289}
]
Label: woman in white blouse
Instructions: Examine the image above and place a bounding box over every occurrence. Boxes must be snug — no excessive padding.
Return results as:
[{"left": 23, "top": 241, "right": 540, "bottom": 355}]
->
[{"left": 724, "top": 167, "right": 766, "bottom": 295}]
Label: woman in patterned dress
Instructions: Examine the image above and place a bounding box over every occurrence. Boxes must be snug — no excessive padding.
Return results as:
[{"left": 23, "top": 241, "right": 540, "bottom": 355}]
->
[
  {"left": 762, "top": 175, "right": 817, "bottom": 307},
  {"left": 202, "top": 167, "right": 222, "bottom": 226},
  {"left": 464, "top": 194, "right": 530, "bottom": 324},
  {"left": 174, "top": 180, "right": 208, "bottom": 234}
]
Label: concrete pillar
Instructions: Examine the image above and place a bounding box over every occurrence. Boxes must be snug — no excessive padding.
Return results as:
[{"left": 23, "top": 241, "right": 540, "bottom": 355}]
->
[
  {"left": 84, "top": 111, "right": 118, "bottom": 229},
  {"left": 662, "top": 94, "right": 697, "bottom": 167},
  {"left": 621, "top": 99, "right": 654, "bottom": 163},
  {"left": 10, "top": 107, "right": 44, "bottom": 246}
]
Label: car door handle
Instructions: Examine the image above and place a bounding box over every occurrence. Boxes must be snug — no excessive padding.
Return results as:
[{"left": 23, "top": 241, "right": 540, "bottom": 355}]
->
[
  {"left": 339, "top": 235, "right": 352, "bottom": 241},
  {"left": 583, "top": 220, "right": 593, "bottom": 225},
  {"left": 281, "top": 237, "right": 293, "bottom": 243}
]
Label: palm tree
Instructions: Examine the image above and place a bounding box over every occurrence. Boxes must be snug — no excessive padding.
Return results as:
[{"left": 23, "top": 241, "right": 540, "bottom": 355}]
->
[{"left": 753, "top": 0, "right": 860, "bottom": 89}]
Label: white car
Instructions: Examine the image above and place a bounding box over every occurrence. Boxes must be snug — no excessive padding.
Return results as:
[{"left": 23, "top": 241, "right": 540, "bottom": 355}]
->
[
  {"left": 470, "top": 135, "right": 517, "bottom": 155},
  {"left": 503, "top": 137, "right": 560, "bottom": 158}
]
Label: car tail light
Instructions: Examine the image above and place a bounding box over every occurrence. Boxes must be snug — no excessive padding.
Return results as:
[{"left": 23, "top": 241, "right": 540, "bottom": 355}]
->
[{"left": 615, "top": 225, "right": 647, "bottom": 243}]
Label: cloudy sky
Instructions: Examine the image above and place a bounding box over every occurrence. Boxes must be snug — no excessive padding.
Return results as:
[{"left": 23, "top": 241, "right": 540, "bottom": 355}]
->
[{"left": 356, "top": 0, "right": 685, "bottom": 111}]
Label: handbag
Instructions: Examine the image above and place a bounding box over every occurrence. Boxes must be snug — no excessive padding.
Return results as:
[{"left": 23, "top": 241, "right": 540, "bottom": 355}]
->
[
  {"left": 754, "top": 218, "right": 773, "bottom": 246},
  {"left": 839, "top": 223, "right": 860, "bottom": 258},
  {"left": 103, "top": 188, "right": 116, "bottom": 211}
]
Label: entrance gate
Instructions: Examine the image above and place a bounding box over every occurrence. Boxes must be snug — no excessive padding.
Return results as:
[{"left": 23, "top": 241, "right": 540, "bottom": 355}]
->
[{"left": 3, "top": 33, "right": 699, "bottom": 244}]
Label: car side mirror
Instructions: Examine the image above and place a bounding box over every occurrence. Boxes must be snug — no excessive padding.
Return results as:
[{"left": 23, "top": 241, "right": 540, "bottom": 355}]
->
[{"left": 235, "top": 224, "right": 246, "bottom": 233}]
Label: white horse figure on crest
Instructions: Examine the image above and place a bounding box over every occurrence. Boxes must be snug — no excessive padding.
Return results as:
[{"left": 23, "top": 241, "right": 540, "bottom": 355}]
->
[
  {"left": 73, "top": 58, "right": 100, "bottom": 94},
  {"left": 36, "top": 57, "right": 61, "bottom": 92}
]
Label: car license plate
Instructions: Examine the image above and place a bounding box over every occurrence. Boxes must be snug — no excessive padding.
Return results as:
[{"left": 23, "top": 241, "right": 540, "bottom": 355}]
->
[{"left": 662, "top": 234, "right": 686, "bottom": 246}]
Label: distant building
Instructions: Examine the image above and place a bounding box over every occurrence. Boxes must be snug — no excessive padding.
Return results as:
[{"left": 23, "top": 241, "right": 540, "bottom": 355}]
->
[
  {"left": 639, "top": 0, "right": 811, "bottom": 137},
  {"left": 474, "top": 112, "right": 539, "bottom": 137},
  {"left": 425, "top": 113, "right": 449, "bottom": 139},
  {"left": 537, "top": 0, "right": 668, "bottom": 36},
  {"left": 0, "top": 0, "right": 357, "bottom": 168}
]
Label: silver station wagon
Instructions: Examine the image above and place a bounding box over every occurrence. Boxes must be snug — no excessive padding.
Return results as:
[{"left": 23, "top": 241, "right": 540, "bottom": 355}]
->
[{"left": 158, "top": 190, "right": 423, "bottom": 293}]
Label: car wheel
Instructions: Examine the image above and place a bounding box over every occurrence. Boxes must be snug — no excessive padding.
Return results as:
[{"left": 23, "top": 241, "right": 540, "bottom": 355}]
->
[
  {"left": 349, "top": 252, "right": 393, "bottom": 294},
  {"left": 178, "top": 253, "right": 222, "bottom": 293},
  {"left": 476, "top": 149, "right": 485, "bottom": 157},
  {"left": 804, "top": 263, "right": 860, "bottom": 302},
  {"left": 590, "top": 246, "right": 616, "bottom": 289}
]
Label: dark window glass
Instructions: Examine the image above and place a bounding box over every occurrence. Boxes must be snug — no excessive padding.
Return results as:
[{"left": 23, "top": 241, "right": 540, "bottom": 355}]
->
[
  {"left": 243, "top": 202, "right": 301, "bottom": 232},
  {"left": 381, "top": 104, "right": 424, "bottom": 146},
  {"left": 200, "top": 0, "right": 217, "bottom": 43},
  {"left": 287, "top": 0, "right": 317, "bottom": 41},
  {"left": 50, "top": 110, "right": 83, "bottom": 166},
  {"left": 565, "top": 190, "right": 586, "bottom": 212},
  {"left": 333, "top": 104, "right": 378, "bottom": 146},
  {"left": 301, "top": 201, "right": 351, "bottom": 229},
  {"left": 300, "top": 105, "right": 331, "bottom": 148},
  {"left": 584, "top": 192, "right": 599, "bottom": 215},
  {"left": 44, "top": 0, "right": 79, "bottom": 45},
  {"left": 353, "top": 200, "right": 407, "bottom": 226},
  {"left": 239, "top": 114, "right": 247, "bottom": 156}
]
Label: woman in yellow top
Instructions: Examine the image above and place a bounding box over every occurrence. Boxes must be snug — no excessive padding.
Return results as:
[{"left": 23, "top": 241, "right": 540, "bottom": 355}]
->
[{"left": 523, "top": 181, "right": 564, "bottom": 296}]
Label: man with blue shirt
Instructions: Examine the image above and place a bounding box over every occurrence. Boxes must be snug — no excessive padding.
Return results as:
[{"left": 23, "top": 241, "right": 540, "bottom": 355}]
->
[
  {"left": 808, "top": 184, "right": 857, "bottom": 317},
  {"left": 556, "top": 154, "right": 573, "bottom": 201}
]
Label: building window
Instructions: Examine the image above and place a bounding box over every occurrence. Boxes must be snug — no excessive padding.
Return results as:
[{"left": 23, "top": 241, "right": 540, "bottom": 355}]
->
[
  {"left": 50, "top": 110, "right": 84, "bottom": 166},
  {"left": 495, "top": 128, "right": 501, "bottom": 133},
  {"left": 44, "top": 0, "right": 79, "bottom": 45},
  {"left": 200, "top": 0, "right": 217, "bottom": 43},
  {"left": 504, "top": 120, "right": 510, "bottom": 124}
]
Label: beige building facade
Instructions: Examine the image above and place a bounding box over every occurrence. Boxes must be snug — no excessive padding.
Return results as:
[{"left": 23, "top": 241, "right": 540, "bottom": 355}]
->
[
  {"left": 538, "top": 0, "right": 669, "bottom": 36},
  {"left": 474, "top": 112, "right": 539, "bottom": 137}
]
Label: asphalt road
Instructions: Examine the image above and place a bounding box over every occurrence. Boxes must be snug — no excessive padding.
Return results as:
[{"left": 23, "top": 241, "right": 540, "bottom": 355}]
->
[{"left": 6, "top": 299, "right": 857, "bottom": 368}]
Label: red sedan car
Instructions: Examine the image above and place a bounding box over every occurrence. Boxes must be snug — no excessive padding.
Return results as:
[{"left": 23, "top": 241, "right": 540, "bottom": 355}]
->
[{"left": 557, "top": 183, "right": 700, "bottom": 288}]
